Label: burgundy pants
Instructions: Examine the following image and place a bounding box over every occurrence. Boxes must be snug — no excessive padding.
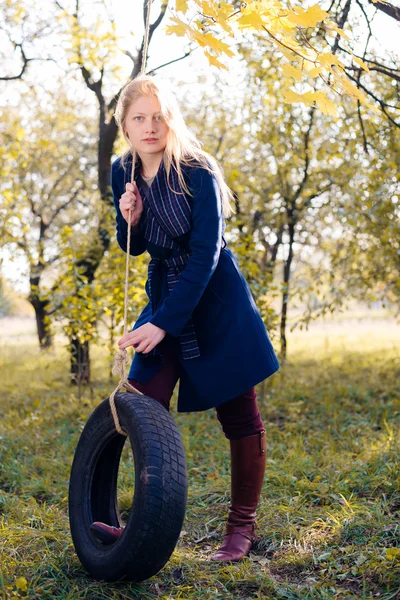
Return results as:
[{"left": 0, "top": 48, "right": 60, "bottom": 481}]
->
[{"left": 128, "top": 337, "right": 265, "bottom": 440}]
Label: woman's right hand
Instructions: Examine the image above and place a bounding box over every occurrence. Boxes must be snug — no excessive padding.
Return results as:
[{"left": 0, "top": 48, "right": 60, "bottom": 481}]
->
[{"left": 119, "top": 182, "right": 144, "bottom": 227}]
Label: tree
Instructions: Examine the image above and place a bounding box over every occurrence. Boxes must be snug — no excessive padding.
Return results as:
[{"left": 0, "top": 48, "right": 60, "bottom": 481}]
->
[
  {"left": 326, "top": 110, "right": 400, "bottom": 313},
  {"left": 1, "top": 0, "right": 397, "bottom": 373},
  {"left": 0, "top": 0, "right": 57, "bottom": 80},
  {"left": 45, "top": 0, "right": 194, "bottom": 380},
  {"left": 0, "top": 83, "right": 98, "bottom": 348},
  {"left": 168, "top": 0, "right": 381, "bottom": 116},
  {"left": 327, "top": 0, "right": 400, "bottom": 131},
  {"left": 1, "top": 0, "right": 191, "bottom": 378}
]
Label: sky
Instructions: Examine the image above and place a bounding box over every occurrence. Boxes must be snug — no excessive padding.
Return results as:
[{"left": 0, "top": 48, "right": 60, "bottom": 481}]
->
[{"left": 1, "top": 0, "right": 399, "bottom": 294}]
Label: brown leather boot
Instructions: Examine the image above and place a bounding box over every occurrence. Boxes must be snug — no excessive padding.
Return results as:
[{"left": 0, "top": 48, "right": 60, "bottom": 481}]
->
[
  {"left": 210, "top": 430, "right": 267, "bottom": 562},
  {"left": 90, "top": 522, "right": 125, "bottom": 545}
]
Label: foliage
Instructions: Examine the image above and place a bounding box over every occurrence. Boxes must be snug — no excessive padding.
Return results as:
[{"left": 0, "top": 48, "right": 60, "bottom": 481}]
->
[
  {"left": 1, "top": 0, "right": 398, "bottom": 363},
  {"left": 2, "top": 0, "right": 386, "bottom": 117},
  {"left": 94, "top": 223, "right": 149, "bottom": 374},
  {"left": 180, "top": 44, "right": 399, "bottom": 340},
  {"left": 326, "top": 117, "right": 400, "bottom": 314},
  {"left": 0, "top": 82, "right": 98, "bottom": 343},
  {"left": 49, "top": 208, "right": 150, "bottom": 374},
  {"left": 168, "top": 0, "right": 377, "bottom": 114}
]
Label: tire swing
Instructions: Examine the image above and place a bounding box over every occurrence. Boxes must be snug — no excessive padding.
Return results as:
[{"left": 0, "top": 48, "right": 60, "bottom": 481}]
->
[
  {"left": 68, "top": 390, "right": 188, "bottom": 582},
  {"left": 68, "top": 1, "right": 188, "bottom": 581}
]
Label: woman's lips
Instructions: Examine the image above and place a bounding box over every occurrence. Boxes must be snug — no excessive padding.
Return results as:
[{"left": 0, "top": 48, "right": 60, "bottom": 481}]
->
[{"left": 143, "top": 138, "right": 158, "bottom": 143}]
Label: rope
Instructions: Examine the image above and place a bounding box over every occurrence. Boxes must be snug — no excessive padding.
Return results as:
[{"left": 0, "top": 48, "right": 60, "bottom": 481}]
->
[{"left": 108, "top": 0, "right": 153, "bottom": 436}]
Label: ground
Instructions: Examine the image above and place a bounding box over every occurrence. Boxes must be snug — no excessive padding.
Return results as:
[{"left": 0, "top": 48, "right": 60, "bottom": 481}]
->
[{"left": 0, "top": 310, "right": 399, "bottom": 599}]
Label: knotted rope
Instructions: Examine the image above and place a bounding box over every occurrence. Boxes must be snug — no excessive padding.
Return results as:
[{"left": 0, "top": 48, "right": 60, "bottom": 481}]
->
[{"left": 109, "top": 0, "right": 153, "bottom": 436}]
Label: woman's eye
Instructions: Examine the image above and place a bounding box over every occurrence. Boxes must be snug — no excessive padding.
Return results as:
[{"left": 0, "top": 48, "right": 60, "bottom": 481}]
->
[{"left": 134, "top": 116, "right": 142, "bottom": 121}]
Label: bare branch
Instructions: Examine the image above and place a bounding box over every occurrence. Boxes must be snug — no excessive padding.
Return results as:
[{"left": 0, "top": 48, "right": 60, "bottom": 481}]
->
[
  {"left": 150, "top": 47, "right": 196, "bottom": 73},
  {"left": 47, "top": 185, "right": 86, "bottom": 227},
  {"left": 292, "top": 106, "right": 316, "bottom": 204},
  {"left": 355, "top": 0, "right": 373, "bottom": 38},
  {"left": 45, "top": 160, "right": 81, "bottom": 201},
  {"left": 109, "top": 2, "right": 173, "bottom": 113},
  {"left": 347, "top": 64, "right": 400, "bottom": 83},
  {"left": 367, "top": 0, "right": 400, "bottom": 21},
  {"left": 0, "top": 38, "right": 57, "bottom": 81},
  {"left": 297, "top": 183, "right": 335, "bottom": 211},
  {"left": 354, "top": 0, "right": 373, "bottom": 153},
  {"left": 132, "top": 0, "right": 169, "bottom": 79},
  {"left": 337, "top": 45, "right": 400, "bottom": 73},
  {"left": 0, "top": 41, "right": 31, "bottom": 80},
  {"left": 345, "top": 70, "right": 400, "bottom": 127},
  {"left": 332, "top": 0, "right": 352, "bottom": 55}
]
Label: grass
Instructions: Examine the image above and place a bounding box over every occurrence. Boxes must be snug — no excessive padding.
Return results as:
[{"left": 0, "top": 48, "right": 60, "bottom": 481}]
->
[{"left": 1, "top": 313, "right": 400, "bottom": 599}]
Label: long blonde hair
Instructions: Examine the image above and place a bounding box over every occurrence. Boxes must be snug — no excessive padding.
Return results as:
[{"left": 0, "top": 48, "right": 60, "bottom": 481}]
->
[{"left": 114, "top": 75, "right": 235, "bottom": 218}]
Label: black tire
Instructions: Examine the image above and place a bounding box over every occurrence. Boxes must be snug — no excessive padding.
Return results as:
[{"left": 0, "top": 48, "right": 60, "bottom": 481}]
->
[{"left": 68, "top": 391, "right": 188, "bottom": 582}]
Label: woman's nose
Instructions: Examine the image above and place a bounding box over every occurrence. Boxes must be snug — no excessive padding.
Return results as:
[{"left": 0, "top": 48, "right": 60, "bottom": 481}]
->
[{"left": 144, "top": 119, "right": 157, "bottom": 132}]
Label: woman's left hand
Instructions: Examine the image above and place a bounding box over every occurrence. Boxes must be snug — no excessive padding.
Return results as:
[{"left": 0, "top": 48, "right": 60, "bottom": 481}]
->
[{"left": 118, "top": 323, "right": 167, "bottom": 354}]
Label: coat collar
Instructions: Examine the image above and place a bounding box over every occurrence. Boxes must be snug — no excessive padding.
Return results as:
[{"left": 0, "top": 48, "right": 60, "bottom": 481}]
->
[{"left": 127, "top": 153, "right": 192, "bottom": 242}]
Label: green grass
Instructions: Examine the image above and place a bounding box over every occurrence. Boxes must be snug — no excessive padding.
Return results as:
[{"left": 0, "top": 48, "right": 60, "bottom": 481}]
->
[{"left": 1, "top": 316, "right": 400, "bottom": 599}]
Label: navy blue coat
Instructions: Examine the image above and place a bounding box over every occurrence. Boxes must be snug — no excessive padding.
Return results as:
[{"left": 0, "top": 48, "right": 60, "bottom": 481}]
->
[{"left": 111, "top": 156, "right": 280, "bottom": 412}]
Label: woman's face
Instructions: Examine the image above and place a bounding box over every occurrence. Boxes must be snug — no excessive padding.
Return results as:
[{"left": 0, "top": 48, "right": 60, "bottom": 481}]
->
[{"left": 124, "top": 95, "right": 169, "bottom": 159}]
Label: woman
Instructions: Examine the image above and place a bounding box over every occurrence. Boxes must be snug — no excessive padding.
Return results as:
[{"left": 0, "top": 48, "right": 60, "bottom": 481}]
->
[{"left": 90, "top": 75, "right": 280, "bottom": 562}]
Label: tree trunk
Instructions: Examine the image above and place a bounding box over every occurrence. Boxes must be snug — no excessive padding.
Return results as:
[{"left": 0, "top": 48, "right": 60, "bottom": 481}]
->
[
  {"left": 69, "top": 337, "right": 90, "bottom": 387},
  {"left": 280, "top": 216, "right": 295, "bottom": 360},
  {"left": 29, "top": 275, "right": 53, "bottom": 349},
  {"left": 30, "top": 298, "right": 53, "bottom": 349}
]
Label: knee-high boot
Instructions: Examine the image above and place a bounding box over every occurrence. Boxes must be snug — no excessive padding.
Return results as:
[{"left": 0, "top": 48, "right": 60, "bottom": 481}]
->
[
  {"left": 90, "top": 522, "right": 125, "bottom": 544},
  {"left": 210, "top": 429, "right": 267, "bottom": 562}
]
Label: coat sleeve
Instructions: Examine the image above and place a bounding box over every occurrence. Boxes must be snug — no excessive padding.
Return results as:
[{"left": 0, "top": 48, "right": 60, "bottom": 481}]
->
[
  {"left": 111, "top": 159, "right": 147, "bottom": 257},
  {"left": 149, "top": 167, "right": 223, "bottom": 337}
]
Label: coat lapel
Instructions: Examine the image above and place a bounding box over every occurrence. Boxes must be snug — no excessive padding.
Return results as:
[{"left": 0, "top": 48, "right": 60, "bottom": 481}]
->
[{"left": 134, "top": 156, "right": 192, "bottom": 241}]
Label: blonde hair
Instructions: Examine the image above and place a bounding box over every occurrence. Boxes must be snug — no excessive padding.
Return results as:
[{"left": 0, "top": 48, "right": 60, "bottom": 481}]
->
[{"left": 114, "top": 74, "right": 235, "bottom": 218}]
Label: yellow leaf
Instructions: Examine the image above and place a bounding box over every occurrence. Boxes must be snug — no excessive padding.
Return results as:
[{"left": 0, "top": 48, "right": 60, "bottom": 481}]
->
[
  {"left": 15, "top": 577, "right": 28, "bottom": 592},
  {"left": 338, "top": 75, "right": 366, "bottom": 101},
  {"left": 365, "top": 101, "right": 381, "bottom": 114},
  {"left": 307, "top": 66, "right": 323, "bottom": 77},
  {"left": 288, "top": 5, "right": 328, "bottom": 27},
  {"left": 352, "top": 55, "right": 370, "bottom": 72},
  {"left": 202, "top": 32, "right": 235, "bottom": 57},
  {"left": 312, "top": 91, "right": 338, "bottom": 116},
  {"left": 201, "top": 0, "right": 217, "bottom": 18},
  {"left": 300, "top": 91, "right": 321, "bottom": 107},
  {"left": 204, "top": 50, "right": 228, "bottom": 70},
  {"left": 324, "top": 19, "right": 350, "bottom": 40},
  {"left": 213, "top": 0, "right": 234, "bottom": 33},
  {"left": 176, "top": 0, "right": 189, "bottom": 12},
  {"left": 282, "top": 63, "right": 303, "bottom": 82},
  {"left": 165, "top": 23, "right": 187, "bottom": 36},
  {"left": 165, "top": 16, "right": 189, "bottom": 37},
  {"left": 192, "top": 29, "right": 208, "bottom": 47},
  {"left": 281, "top": 89, "right": 337, "bottom": 115},
  {"left": 318, "top": 52, "right": 341, "bottom": 68},
  {"left": 280, "top": 37, "right": 317, "bottom": 61},
  {"left": 281, "top": 88, "right": 305, "bottom": 104},
  {"left": 237, "top": 11, "right": 266, "bottom": 29},
  {"left": 386, "top": 547, "right": 400, "bottom": 561},
  {"left": 280, "top": 48, "right": 299, "bottom": 61}
]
